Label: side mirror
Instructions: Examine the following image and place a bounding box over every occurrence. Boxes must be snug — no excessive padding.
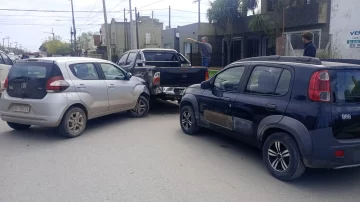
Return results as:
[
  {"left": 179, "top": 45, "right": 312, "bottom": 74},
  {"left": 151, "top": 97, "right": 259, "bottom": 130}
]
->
[
  {"left": 200, "top": 80, "right": 211, "bottom": 89},
  {"left": 136, "top": 60, "right": 144, "bottom": 67},
  {"left": 126, "top": 72, "right": 132, "bottom": 79}
]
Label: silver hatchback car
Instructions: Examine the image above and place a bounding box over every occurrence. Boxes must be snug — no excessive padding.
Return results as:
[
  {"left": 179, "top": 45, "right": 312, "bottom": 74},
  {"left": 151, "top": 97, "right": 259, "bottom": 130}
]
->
[{"left": 0, "top": 57, "right": 150, "bottom": 138}]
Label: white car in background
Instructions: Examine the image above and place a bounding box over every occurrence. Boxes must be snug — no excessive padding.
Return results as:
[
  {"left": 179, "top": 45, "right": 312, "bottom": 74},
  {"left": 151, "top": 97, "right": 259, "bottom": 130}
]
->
[{"left": 0, "top": 51, "right": 13, "bottom": 89}]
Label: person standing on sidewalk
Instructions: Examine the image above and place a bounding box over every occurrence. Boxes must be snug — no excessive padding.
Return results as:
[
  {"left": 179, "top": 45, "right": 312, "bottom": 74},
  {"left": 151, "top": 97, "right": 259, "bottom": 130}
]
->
[
  {"left": 302, "top": 32, "right": 317, "bottom": 57},
  {"left": 187, "top": 36, "right": 212, "bottom": 68}
]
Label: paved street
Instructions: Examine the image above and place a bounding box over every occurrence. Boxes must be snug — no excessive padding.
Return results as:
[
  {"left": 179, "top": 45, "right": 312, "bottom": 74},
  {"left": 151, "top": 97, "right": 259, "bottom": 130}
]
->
[{"left": 0, "top": 101, "right": 359, "bottom": 202}]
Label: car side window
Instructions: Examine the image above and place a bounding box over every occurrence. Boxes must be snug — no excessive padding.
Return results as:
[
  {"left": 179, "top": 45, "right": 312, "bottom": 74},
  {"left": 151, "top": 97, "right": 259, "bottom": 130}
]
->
[
  {"left": 0, "top": 53, "right": 12, "bottom": 65},
  {"left": 0, "top": 55, "right": 5, "bottom": 64},
  {"left": 275, "top": 69, "right": 291, "bottom": 95},
  {"left": 125, "top": 52, "right": 137, "bottom": 65},
  {"left": 246, "top": 66, "right": 284, "bottom": 95},
  {"left": 70, "top": 63, "right": 99, "bottom": 80},
  {"left": 100, "top": 63, "right": 126, "bottom": 80},
  {"left": 213, "top": 66, "right": 245, "bottom": 92},
  {"left": 117, "top": 53, "right": 128, "bottom": 66}
]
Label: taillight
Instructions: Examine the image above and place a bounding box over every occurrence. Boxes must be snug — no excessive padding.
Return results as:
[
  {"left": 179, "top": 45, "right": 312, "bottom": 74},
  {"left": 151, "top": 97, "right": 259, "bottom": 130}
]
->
[
  {"left": 46, "top": 76, "right": 69, "bottom": 92},
  {"left": 153, "top": 72, "right": 160, "bottom": 86},
  {"left": 205, "top": 71, "right": 209, "bottom": 80},
  {"left": 4, "top": 77, "right": 8, "bottom": 89},
  {"left": 308, "top": 70, "right": 331, "bottom": 102}
]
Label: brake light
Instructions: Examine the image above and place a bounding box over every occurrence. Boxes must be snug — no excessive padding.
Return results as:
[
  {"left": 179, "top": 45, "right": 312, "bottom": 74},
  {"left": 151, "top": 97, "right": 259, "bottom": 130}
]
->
[
  {"left": 46, "top": 76, "right": 69, "bottom": 92},
  {"left": 205, "top": 71, "right": 209, "bottom": 80},
  {"left": 308, "top": 70, "right": 331, "bottom": 102},
  {"left": 153, "top": 72, "right": 160, "bottom": 86},
  {"left": 4, "top": 77, "right": 8, "bottom": 89}
]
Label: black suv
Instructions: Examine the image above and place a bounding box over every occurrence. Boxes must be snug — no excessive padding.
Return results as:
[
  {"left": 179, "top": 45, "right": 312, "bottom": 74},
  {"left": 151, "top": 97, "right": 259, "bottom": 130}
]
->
[{"left": 179, "top": 56, "right": 360, "bottom": 181}]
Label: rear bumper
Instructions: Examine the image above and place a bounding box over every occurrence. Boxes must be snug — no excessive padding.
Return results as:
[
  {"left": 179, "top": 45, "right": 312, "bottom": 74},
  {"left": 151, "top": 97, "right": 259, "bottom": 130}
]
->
[
  {"left": 304, "top": 128, "right": 360, "bottom": 169},
  {"left": 152, "top": 87, "right": 185, "bottom": 100},
  {"left": 0, "top": 92, "right": 76, "bottom": 127}
]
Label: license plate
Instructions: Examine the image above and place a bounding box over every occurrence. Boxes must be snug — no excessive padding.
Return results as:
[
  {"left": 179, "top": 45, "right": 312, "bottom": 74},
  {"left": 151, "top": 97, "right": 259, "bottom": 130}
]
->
[{"left": 13, "top": 105, "right": 30, "bottom": 113}]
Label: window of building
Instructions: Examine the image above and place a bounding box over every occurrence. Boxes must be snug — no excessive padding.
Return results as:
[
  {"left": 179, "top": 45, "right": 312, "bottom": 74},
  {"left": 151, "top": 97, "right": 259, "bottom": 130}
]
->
[{"left": 146, "top": 33, "right": 151, "bottom": 45}]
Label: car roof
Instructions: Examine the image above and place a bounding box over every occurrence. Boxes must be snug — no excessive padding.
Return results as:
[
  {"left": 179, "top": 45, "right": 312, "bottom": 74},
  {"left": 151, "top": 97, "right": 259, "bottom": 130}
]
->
[
  {"left": 232, "top": 60, "right": 360, "bottom": 69},
  {"left": 17, "top": 57, "right": 112, "bottom": 64},
  {"left": 138, "top": 48, "right": 177, "bottom": 52}
]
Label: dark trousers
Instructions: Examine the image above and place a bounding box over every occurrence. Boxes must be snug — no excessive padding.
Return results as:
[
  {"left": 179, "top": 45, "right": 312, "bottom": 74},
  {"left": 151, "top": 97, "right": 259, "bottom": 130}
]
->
[{"left": 202, "top": 58, "right": 210, "bottom": 68}]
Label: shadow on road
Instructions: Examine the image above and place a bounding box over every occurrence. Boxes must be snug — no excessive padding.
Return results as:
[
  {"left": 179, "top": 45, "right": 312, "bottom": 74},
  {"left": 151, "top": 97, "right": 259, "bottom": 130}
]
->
[
  {"left": 149, "top": 99, "right": 179, "bottom": 115},
  {"left": 192, "top": 129, "right": 360, "bottom": 191}
]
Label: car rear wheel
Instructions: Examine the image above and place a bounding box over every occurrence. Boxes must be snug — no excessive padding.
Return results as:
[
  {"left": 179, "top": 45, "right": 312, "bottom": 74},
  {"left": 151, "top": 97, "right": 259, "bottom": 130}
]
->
[
  {"left": 129, "top": 96, "right": 149, "bottom": 118},
  {"left": 262, "top": 132, "right": 305, "bottom": 181},
  {"left": 58, "top": 107, "right": 87, "bottom": 138},
  {"left": 7, "top": 122, "right": 31, "bottom": 130},
  {"left": 180, "top": 105, "right": 199, "bottom": 135}
]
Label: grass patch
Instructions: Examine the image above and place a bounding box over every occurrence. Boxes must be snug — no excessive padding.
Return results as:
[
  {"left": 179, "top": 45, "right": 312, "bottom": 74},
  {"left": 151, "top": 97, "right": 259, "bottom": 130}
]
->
[{"left": 208, "top": 70, "right": 218, "bottom": 78}]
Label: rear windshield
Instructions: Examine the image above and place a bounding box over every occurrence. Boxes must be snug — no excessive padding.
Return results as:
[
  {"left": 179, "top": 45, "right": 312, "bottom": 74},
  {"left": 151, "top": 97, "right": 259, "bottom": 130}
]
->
[
  {"left": 333, "top": 70, "right": 360, "bottom": 103},
  {"left": 143, "top": 51, "right": 179, "bottom": 62},
  {"left": 9, "top": 62, "right": 61, "bottom": 80}
]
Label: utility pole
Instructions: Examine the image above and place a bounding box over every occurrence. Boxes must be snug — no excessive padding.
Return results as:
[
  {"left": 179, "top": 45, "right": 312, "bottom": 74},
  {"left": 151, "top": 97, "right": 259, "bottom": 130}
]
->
[
  {"left": 194, "top": 0, "right": 201, "bottom": 30},
  {"left": 152, "top": 11, "right": 154, "bottom": 22},
  {"left": 70, "top": 0, "right": 77, "bottom": 54},
  {"left": 52, "top": 28, "right": 55, "bottom": 40},
  {"left": 70, "top": 27, "right": 73, "bottom": 48},
  {"left": 135, "top": 7, "right": 139, "bottom": 49},
  {"left": 124, "top": 8, "right": 127, "bottom": 51},
  {"left": 169, "top": 6, "right": 171, "bottom": 28},
  {"left": 129, "top": 0, "right": 134, "bottom": 49},
  {"left": 102, "top": 0, "right": 111, "bottom": 60}
]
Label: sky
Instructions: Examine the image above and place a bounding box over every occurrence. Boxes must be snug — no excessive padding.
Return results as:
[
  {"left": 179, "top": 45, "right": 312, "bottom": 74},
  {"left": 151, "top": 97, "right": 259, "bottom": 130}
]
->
[{"left": 1, "top": 0, "right": 211, "bottom": 52}]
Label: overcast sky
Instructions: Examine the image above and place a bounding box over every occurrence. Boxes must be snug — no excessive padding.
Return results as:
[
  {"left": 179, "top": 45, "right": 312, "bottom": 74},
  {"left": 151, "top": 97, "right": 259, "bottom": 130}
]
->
[{"left": 1, "top": 0, "right": 210, "bottom": 52}]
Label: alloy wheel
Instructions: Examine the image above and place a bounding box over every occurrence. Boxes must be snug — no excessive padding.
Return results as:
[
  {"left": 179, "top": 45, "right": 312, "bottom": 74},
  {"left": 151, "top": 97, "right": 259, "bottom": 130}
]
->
[
  {"left": 268, "top": 141, "right": 290, "bottom": 172},
  {"left": 67, "top": 112, "right": 85, "bottom": 135},
  {"left": 181, "top": 111, "right": 192, "bottom": 130},
  {"left": 132, "top": 99, "right": 147, "bottom": 115}
]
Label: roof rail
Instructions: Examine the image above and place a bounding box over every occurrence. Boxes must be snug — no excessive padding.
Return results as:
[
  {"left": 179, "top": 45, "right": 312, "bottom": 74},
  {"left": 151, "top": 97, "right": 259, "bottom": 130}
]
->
[{"left": 238, "top": 55, "right": 322, "bottom": 65}]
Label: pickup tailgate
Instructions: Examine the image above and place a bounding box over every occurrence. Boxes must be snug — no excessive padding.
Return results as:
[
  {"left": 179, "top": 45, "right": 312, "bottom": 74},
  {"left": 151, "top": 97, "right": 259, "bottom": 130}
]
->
[{"left": 159, "top": 67, "right": 208, "bottom": 87}]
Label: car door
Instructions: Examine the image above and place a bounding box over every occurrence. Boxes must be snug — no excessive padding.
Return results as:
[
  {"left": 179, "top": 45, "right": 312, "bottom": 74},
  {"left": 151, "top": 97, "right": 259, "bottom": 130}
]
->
[
  {"left": 98, "top": 63, "right": 136, "bottom": 112},
  {"left": 232, "top": 64, "right": 293, "bottom": 139},
  {"left": 0, "top": 53, "right": 13, "bottom": 89},
  {"left": 199, "top": 66, "right": 246, "bottom": 130},
  {"left": 117, "top": 52, "right": 129, "bottom": 68},
  {"left": 67, "top": 62, "right": 109, "bottom": 118}
]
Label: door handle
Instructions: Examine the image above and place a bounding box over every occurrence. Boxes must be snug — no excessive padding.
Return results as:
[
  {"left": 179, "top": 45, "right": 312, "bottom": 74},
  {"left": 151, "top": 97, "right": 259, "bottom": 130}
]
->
[
  {"left": 108, "top": 84, "right": 115, "bottom": 89},
  {"left": 266, "top": 104, "right": 277, "bottom": 110},
  {"left": 77, "top": 84, "right": 86, "bottom": 89},
  {"left": 223, "top": 97, "right": 231, "bottom": 101}
]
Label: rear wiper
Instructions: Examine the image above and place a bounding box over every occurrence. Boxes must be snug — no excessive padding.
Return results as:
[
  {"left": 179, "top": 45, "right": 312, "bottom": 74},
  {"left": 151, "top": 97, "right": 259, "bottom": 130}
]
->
[{"left": 11, "top": 76, "right": 31, "bottom": 81}]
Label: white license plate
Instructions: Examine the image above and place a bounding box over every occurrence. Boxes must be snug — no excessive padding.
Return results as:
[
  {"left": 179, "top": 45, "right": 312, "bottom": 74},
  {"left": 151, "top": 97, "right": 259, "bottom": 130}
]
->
[{"left": 13, "top": 105, "right": 30, "bottom": 113}]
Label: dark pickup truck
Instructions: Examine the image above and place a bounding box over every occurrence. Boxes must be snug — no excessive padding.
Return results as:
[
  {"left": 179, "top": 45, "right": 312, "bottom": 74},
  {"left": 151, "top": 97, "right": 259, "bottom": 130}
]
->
[{"left": 117, "top": 49, "right": 209, "bottom": 101}]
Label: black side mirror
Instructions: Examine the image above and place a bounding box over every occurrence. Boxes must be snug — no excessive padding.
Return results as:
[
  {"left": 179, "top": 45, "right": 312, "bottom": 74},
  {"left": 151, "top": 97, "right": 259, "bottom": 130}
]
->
[{"left": 201, "top": 80, "right": 211, "bottom": 89}]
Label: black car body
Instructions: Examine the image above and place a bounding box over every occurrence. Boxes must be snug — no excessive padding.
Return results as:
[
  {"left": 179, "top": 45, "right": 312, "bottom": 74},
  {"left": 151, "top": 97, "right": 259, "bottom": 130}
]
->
[
  {"left": 180, "top": 56, "right": 360, "bottom": 180},
  {"left": 117, "top": 49, "right": 209, "bottom": 101}
]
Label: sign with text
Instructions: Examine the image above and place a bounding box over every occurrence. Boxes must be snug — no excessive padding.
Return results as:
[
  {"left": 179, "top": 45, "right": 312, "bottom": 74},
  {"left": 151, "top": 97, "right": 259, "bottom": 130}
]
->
[{"left": 348, "top": 30, "right": 360, "bottom": 48}]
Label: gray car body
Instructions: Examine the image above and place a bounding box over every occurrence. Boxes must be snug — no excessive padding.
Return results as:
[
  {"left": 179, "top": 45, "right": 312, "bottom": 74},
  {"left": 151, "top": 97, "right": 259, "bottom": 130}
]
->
[{"left": 0, "top": 57, "right": 149, "bottom": 127}]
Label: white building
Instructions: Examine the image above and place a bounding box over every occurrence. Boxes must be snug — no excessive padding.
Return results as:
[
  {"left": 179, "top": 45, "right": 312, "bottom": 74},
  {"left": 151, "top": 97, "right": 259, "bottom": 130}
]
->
[{"left": 330, "top": 0, "right": 360, "bottom": 59}]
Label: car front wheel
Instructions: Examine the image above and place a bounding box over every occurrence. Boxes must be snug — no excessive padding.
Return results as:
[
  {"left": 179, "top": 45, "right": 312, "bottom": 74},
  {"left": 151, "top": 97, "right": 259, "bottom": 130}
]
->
[
  {"left": 262, "top": 132, "right": 305, "bottom": 181},
  {"left": 129, "top": 96, "right": 149, "bottom": 118},
  {"left": 180, "top": 105, "right": 199, "bottom": 135}
]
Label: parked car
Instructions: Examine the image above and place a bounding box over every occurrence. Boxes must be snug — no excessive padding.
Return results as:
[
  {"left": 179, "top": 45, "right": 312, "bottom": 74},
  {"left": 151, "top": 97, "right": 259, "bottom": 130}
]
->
[
  {"left": 117, "top": 49, "right": 209, "bottom": 102},
  {"left": 0, "top": 50, "right": 13, "bottom": 90},
  {"left": 180, "top": 56, "right": 360, "bottom": 181},
  {"left": 0, "top": 57, "right": 150, "bottom": 138}
]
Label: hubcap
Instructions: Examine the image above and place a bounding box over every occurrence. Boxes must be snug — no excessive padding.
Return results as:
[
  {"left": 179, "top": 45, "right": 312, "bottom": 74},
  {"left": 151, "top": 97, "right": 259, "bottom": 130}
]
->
[
  {"left": 268, "top": 141, "right": 290, "bottom": 172},
  {"left": 181, "top": 111, "right": 192, "bottom": 130},
  {"left": 132, "top": 99, "right": 147, "bottom": 115},
  {"left": 67, "top": 112, "right": 85, "bottom": 134}
]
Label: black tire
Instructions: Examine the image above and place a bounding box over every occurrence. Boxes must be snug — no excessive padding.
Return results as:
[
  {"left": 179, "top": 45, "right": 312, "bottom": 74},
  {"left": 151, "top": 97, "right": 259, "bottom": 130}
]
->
[
  {"left": 180, "top": 105, "right": 199, "bottom": 135},
  {"left": 129, "top": 96, "right": 150, "bottom": 118},
  {"left": 58, "top": 107, "right": 87, "bottom": 138},
  {"left": 7, "top": 122, "right": 31, "bottom": 130},
  {"left": 262, "top": 132, "right": 306, "bottom": 181}
]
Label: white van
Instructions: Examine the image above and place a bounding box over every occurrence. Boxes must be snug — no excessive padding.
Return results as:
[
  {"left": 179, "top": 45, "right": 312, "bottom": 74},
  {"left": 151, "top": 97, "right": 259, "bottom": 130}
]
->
[{"left": 0, "top": 51, "right": 13, "bottom": 90}]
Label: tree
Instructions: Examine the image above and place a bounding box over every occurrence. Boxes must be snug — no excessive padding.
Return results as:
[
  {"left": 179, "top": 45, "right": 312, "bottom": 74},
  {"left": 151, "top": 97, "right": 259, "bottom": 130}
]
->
[
  {"left": 207, "top": 0, "right": 241, "bottom": 64},
  {"left": 39, "top": 36, "right": 72, "bottom": 56}
]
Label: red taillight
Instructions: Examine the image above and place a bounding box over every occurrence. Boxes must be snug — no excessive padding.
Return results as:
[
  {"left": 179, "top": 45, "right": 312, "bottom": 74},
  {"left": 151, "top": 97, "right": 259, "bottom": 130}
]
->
[
  {"left": 205, "top": 71, "right": 209, "bottom": 80},
  {"left": 335, "top": 150, "right": 344, "bottom": 158},
  {"left": 4, "top": 77, "right": 8, "bottom": 89},
  {"left": 153, "top": 72, "right": 160, "bottom": 86},
  {"left": 46, "top": 76, "right": 69, "bottom": 92},
  {"left": 308, "top": 70, "right": 331, "bottom": 102}
]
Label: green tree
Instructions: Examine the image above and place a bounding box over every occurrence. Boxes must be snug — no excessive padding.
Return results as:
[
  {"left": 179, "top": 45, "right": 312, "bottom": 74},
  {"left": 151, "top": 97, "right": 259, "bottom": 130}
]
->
[
  {"left": 207, "top": 0, "right": 242, "bottom": 64},
  {"left": 39, "top": 36, "right": 72, "bottom": 56}
]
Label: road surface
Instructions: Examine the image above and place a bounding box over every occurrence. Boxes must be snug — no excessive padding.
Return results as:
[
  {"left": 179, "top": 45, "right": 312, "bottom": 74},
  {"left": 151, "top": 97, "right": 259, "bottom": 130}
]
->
[{"left": 0, "top": 102, "right": 359, "bottom": 202}]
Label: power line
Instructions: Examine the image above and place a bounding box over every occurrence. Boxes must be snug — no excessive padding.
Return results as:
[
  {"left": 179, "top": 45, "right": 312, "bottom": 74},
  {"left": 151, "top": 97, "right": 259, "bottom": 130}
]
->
[
  {"left": 79, "top": 0, "right": 100, "bottom": 28},
  {"left": 138, "top": 0, "right": 166, "bottom": 9},
  {"left": 0, "top": 8, "right": 121, "bottom": 13}
]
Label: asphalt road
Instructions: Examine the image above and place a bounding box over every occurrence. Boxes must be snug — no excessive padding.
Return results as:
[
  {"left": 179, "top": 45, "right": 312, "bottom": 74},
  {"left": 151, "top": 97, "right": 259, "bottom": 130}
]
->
[{"left": 0, "top": 101, "right": 360, "bottom": 202}]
